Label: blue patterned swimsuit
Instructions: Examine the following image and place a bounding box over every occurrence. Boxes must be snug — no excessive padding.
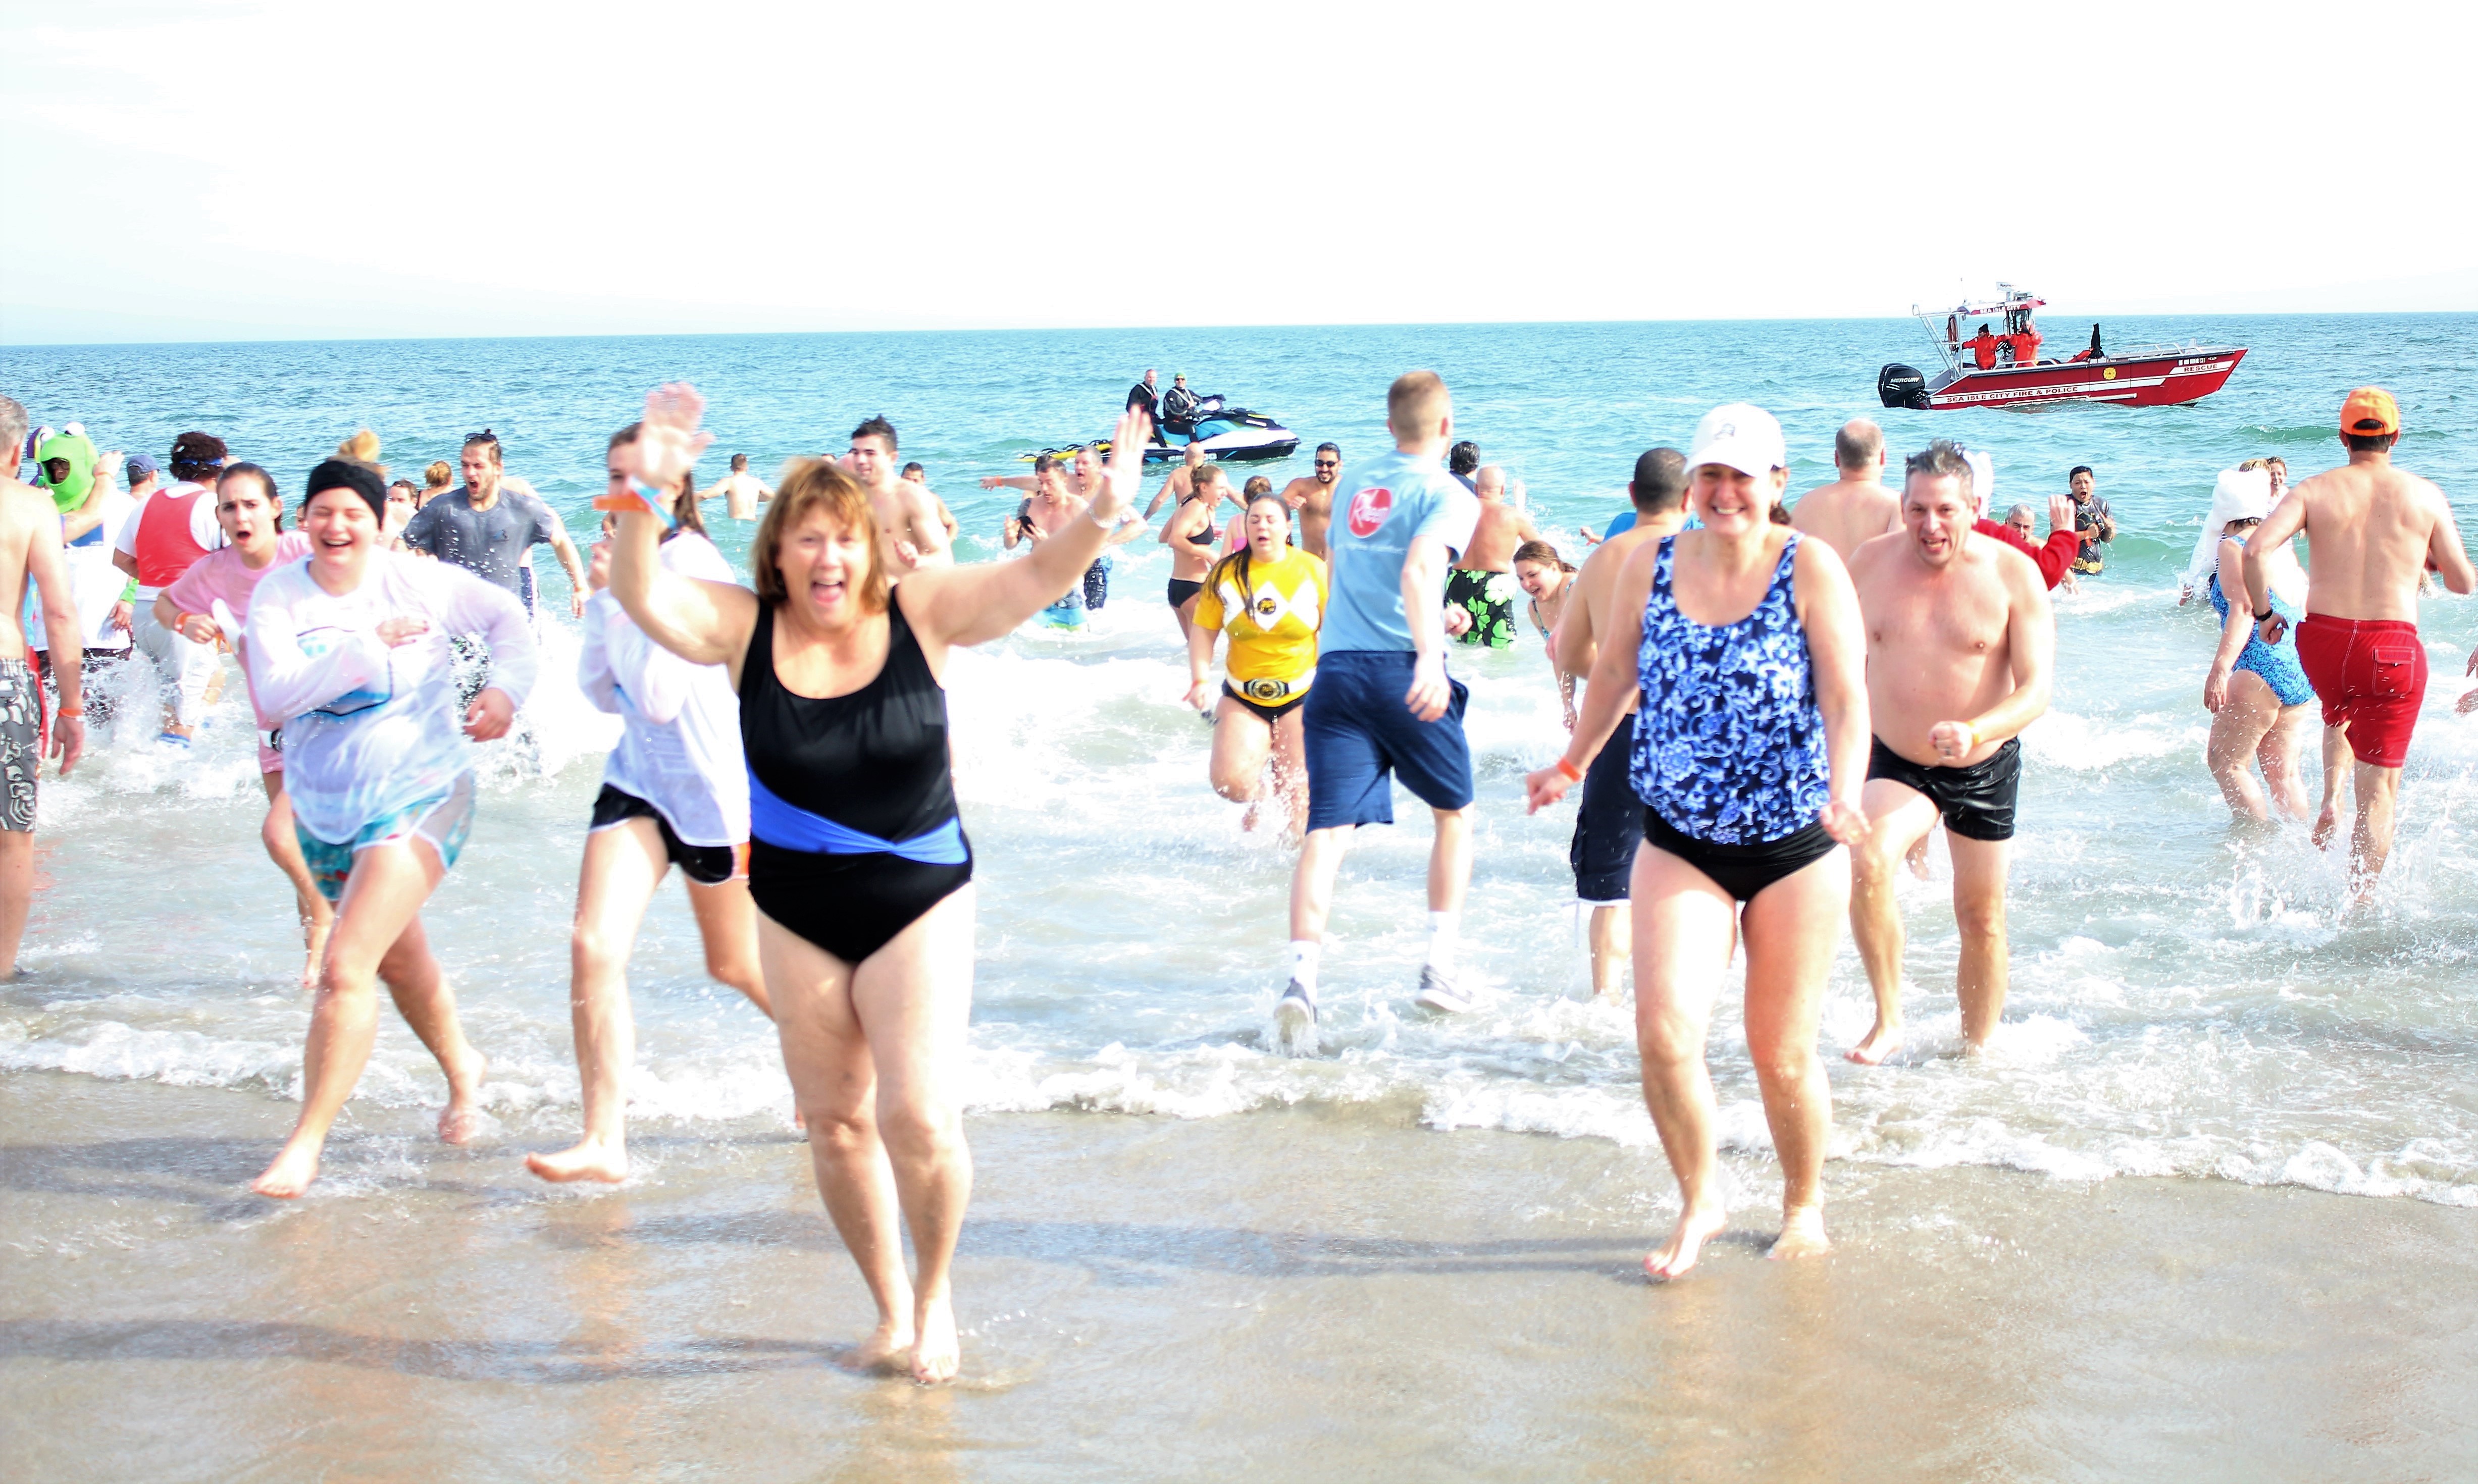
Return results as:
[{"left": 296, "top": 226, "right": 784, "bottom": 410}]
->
[
  {"left": 2206, "top": 538, "right": 2313, "bottom": 707},
  {"left": 1630, "top": 533, "right": 1834, "bottom": 857}
]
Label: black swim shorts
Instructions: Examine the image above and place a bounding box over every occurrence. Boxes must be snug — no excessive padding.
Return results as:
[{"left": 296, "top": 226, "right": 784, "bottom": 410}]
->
[
  {"left": 1865, "top": 735, "right": 2021, "bottom": 842},
  {"left": 589, "top": 785, "right": 746, "bottom": 886}
]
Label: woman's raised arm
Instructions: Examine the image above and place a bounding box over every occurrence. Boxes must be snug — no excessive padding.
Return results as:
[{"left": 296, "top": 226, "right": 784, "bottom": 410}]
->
[
  {"left": 903, "top": 407, "right": 1153, "bottom": 653},
  {"left": 608, "top": 384, "right": 758, "bottom": 670}
]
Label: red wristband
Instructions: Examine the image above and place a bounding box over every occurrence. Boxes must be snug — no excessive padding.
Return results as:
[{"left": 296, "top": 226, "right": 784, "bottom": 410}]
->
[{"left": 1555, "top": 757, "right": 1583, "bottom": 783}]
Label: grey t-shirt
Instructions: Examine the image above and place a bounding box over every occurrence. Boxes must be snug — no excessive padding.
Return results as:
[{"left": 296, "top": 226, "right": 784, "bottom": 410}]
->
[{"left": 402, "top": 486, "right": 559, "bottom": 596}]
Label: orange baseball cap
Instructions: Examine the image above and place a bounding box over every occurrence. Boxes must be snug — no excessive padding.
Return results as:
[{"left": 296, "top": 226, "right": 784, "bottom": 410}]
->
[{"left": 2340, "top": 386, "right": 2400, "bottom": 436}]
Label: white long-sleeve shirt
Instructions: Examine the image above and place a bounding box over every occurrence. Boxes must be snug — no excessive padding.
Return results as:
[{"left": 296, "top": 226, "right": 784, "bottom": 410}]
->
[
  {"left": 244, "top": 550, "right": 537, "bottom": 843},
  {"left": 578, "top": 533, "right": 748, "bottom": 847}
]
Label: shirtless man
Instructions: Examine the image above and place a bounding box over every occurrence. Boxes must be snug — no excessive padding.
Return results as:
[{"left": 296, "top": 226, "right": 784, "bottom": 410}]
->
[
  {"left": 2245, "top": 387, "right": 2473, "bottom": 899},
  {"left": 1159, "top": 462, "right": 1230, "bottom": 641},
  {"left": 1281, "top": 442, "right": 1342, "bottom": 559},
  {"left": 900, "top": 461, "right": 959, "bottom": 547},
  {"left": 1142, "top": 442, "right": 1211, "bottom": 520},
  {"left": 706, "top": 453, "right": 771, "bottom": 520},
  {"left": 0, "top": 396, "right": 88, "bottom": 974},
  {"left": 1791, "top": 419, "right": 1898, "bottom": 559},
  {"left": 844, "top": 415, "right": 950, "bottom": 574},
  {"left": 1844, "top": 440, "right": 2054, "bottom": 1063},
  {"left": 1553, "top": 447, "right": 1686, "bottom": 999},
  {"left": 1004, "top": 451, "right": 1142, "bottom": 628},
  {"left": 1446, "top": 465, "right": 1543, "bottom": 648}
]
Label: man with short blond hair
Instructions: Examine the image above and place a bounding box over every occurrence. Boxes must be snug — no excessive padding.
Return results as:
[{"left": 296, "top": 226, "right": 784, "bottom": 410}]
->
[
  {"left": 2245, "top": 387, "right": 2474, "bottom": 899},
  {"left": 1277, "top": 370, "right": 1481, "bottom": 1038}
]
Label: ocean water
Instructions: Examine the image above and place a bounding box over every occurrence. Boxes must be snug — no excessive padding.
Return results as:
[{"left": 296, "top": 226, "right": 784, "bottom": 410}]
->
[{"left": 3, "top": 312, "right": 2475, "bottom": 1210}]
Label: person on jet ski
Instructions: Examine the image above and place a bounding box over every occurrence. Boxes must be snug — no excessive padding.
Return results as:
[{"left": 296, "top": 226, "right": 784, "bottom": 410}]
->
[
  {"left": 1160, "top": 373, "right": 1201, "bottom": 436},
  {"left": 1127, "top": 369, "right": 1160, "bottom": 420}
]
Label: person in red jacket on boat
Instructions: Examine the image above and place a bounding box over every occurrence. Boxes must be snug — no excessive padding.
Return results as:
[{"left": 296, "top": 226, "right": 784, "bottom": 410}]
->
[{"left": 1969, "top": 324, "right": 2001, "bottom": 370}]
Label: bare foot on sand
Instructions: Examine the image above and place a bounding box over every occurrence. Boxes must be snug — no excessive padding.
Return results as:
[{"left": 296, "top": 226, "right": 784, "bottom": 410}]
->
[
  {"left": 1769, "top": 1205, "right": 1829, "bottom": 1261},
  {"left": 1644, "top": 1201, "right": 1727, "bottom": 1282},
  {"left": 840, "top": 1316, "right": 917, "bottom": 1376},
  {"left": 1846, "top": 1020, "right": 1903, "bottom": 1066},
  {"left": 525, "top": 1138, "right": 626, "bottom": 1184},
  {"left": 438, "top": 1049, "right": 488, "bottom": 1144},
  {"left": 250, "top": 1134, "right": 323, "bottom": 1198},
  {"left": 1903, "top": 835, "right": 1931, "bottom": 880},
  {"left": 911, "top": 1293, "right": 959, "bottom": 1384}
]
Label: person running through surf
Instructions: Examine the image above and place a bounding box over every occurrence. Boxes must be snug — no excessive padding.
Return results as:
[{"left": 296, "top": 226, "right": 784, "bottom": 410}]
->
[
  {"left": 527, "top": 443, "right": 776, "bottom": 1185},
  {"left": 1526, "top": 402, "right": 1871, "bottom": 1278},
  {"left": 155, "top": 463, "right": 325, "bottom": 985},
  {"left": 1842, "top": 440, "right": 2055, "bottom": 1065},
  {"left": 1551, "top": 449, "right": 1690, "bottom": 1001},
  {"left": 240, "top": 457, "right": 537, "bottom": 1199},
  {"left": 1160, "top": 462, "right": 1231, "bottom": 642},
  {"left": 0, "top": 394, "right": 87, "bottom": 976},
  {"left": 607, "top": 383, "right": 1155, "bottom": 1386},
  {"left": 1278, "top": 371, "right": 1482, "bottom": 1036},
  {"left": 2246, "top": 387, "right": 2474, "bottom": 899},
  {"left": 1185, "top": 490, "right": 1327, "bottom": 838}
]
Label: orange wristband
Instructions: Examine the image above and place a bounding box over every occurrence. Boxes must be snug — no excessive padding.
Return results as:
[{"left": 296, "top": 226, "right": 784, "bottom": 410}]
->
[{"left": 1555, "top": 757, "right": 1584, "bottom": 783}]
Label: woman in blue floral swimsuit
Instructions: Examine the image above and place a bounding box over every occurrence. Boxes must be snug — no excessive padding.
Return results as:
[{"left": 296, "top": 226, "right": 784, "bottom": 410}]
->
[{"left": 1528, "top": 404, "right": 1871, "bottom": 1281}]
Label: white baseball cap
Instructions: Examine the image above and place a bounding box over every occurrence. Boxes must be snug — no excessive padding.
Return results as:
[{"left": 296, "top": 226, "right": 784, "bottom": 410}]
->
[{"left": 1684, "top": 403, "right": 1786, "bottom": 478}]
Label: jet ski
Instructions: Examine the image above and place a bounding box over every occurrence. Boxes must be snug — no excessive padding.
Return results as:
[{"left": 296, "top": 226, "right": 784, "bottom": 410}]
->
[
  {"left": 1017, "top": 393, "right": 1300, "bottom": 467},
  {"left": 1149, "top": 393, "right": 1299, "bottom": 463}
]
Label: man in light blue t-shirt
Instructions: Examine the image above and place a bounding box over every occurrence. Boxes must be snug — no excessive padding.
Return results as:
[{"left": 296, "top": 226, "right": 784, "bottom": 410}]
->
[{"left": 1277, "top": 371, "right": 1483, "bottom": 1042}]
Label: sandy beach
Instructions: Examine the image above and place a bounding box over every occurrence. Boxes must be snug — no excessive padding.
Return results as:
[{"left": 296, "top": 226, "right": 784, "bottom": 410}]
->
[{"left": 3, "top": 1070, "right": 2468, "bottom": 1481}]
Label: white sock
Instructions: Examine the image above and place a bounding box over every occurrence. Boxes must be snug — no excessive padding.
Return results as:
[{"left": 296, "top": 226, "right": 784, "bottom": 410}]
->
[
  {"left": 1289, "top": 939, "right": 1321, "bottom": 995},
  {"left": 1425, "top": 911, "right": 1460, "bottom": 975}
]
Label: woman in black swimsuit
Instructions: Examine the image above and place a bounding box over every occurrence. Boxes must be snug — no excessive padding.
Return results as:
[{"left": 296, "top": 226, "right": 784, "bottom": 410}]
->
[
  {"left": 609, "top": 384, "right": 1152, "bottom": 1385},
  {"left": 1158, "top": 462, "right": 1228, "bottom": 645}
]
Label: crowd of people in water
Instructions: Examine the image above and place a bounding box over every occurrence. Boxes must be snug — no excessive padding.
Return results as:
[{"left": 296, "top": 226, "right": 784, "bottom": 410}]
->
[{"left": 0, "top": 372, "right": 2463, "bottom": 1382}]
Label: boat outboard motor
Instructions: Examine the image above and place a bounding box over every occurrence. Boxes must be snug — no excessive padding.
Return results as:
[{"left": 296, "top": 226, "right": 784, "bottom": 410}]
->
[{"left": 1878, "top": 363, "right": 1928, "bottom": 410}]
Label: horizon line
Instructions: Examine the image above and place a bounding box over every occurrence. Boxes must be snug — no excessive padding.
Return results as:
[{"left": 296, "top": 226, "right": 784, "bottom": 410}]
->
[{"left": 4, "top": 308, "right": 2471, "bottom": 354}]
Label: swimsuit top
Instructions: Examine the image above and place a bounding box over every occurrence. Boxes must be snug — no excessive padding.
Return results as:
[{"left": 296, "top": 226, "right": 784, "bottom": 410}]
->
[
  {"left": 1182, "top": 498, "right": 1221, "bottom": 546},
  {"left": 2207, "top": 536, "right": 2303, "bottom": 630},
  {"left": 1629, "top": 533, "right": 1831, "bottom": 845},
  {"left": 740, "top": 596, "right": 959, "bottom": 853}
]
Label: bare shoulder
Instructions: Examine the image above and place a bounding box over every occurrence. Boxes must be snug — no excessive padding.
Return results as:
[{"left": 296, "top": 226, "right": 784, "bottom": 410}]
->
[
  {"left": 1843, "top": 529, "right": 1900, "bottom": 580},
  {"left": 1791, "top": 528, "right": 1851, "bottom": 584},
  {"left": 0, "top": 480, "right": 50, "bottom": 539},
  {"left": 1987, "top": 537, "right": 2047, "bottom": 606}
]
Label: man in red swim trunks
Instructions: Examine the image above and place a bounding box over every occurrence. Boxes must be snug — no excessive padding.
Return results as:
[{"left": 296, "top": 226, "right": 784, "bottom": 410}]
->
[{"left": 2244, "top": 387, "right": 2474, "bottom": 900}]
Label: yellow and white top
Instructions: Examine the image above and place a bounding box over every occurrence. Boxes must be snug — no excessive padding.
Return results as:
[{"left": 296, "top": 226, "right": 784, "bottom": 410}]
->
[{"left": 1195, "top": 545, "right": 1327, "bottom": 692}]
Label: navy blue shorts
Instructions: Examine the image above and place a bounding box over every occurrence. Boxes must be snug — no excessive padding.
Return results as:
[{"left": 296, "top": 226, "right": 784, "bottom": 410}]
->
[
  {"left": 1570, "top": 710, "right": 1640, "bottom": 902},
  {"left": 1302, "top": 650, "right": 1473, "bottom": 831}
]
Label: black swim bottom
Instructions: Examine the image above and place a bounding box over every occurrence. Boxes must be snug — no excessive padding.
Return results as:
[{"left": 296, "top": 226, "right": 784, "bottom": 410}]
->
[
  {"left": 1083, "top": 560, "right": 1108, "bottom": 610},
  {"left": 1168, "top": 578, "right": 1202, "bottom": 610},
  {"left": 1865, "top": 735, "right": 2021, "bottom": 842},
  {"left": 1641, "top": 808, "right": 1837, "bottom": 904},
  {"left": 589, "top": 784, "right": 744, "bottom": 886},
  {"left": 1223, "top": 680, "right": 1306, "bottom": 725},
  {"left": 749, "top": 838, "right": 974, "bottom": 966},
  {"left": 1570, "top": 711, "right": 1640, "bottom": 902}
]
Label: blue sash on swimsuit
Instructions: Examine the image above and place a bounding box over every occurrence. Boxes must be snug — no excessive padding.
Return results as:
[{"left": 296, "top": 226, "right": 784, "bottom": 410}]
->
[{"left": 746, "top": 769, "right": 968, "bottom": 865}]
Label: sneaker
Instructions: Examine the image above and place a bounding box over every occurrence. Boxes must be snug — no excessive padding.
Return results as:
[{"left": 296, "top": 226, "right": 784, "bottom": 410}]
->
[
  {"left": 1274, "top": 979, "right": 1318, "bottom": 1037},
  {"left": 1413, "top": 965, "right": 1471, "bottom": 1015}
]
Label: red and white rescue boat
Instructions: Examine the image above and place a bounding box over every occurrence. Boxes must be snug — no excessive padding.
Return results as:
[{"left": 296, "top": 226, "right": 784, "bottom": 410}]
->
[{"left": 1878, "top": 285, "right": 2247, "bottom": 411}]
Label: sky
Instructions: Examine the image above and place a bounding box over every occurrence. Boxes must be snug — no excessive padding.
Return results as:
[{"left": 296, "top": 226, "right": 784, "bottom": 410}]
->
[{"left": 4, "top": 0, "right": 2473, "bottom": 344}]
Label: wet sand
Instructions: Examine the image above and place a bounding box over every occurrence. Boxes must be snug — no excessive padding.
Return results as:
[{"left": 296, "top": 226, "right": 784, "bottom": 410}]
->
[{"left": 2, "top": 1070, "right": 2470, "bottom": 1482}]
